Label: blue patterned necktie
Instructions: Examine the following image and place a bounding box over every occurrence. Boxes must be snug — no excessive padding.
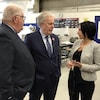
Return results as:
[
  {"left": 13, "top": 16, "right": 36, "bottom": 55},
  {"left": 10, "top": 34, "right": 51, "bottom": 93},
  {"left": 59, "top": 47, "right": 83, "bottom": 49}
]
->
[{"left": 45, "top": 36, "right": 52, "bottom": 57}]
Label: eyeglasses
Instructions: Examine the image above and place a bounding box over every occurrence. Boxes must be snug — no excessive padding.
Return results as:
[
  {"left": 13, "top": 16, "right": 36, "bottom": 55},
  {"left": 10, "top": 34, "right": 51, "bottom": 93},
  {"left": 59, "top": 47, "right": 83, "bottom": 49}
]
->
[{"left": 16, "top": 15, "right": 26, "bottom": 20}]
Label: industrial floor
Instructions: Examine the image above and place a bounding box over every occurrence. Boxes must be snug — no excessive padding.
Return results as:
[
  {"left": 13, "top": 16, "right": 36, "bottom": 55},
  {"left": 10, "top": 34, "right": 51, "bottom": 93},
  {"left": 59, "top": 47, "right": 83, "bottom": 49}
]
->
[{"left": 24, "top": 60, "right": 100, "bottom": 100}]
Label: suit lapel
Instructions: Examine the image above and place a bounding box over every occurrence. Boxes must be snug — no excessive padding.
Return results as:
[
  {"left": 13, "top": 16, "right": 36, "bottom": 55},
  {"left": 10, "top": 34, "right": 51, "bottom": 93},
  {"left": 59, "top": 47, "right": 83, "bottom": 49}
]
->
[
  {"left": 38, "top": 31, "right": 49, "bottom": 56},
  {"left": 50, "top": 35, "right": 56, "bottom": 56}
]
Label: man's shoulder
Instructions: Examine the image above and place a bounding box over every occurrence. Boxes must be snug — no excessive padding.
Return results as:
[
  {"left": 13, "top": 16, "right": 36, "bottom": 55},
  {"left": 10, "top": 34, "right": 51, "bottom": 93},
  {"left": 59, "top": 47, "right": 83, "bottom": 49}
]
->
[
  {"left": 25, "top": 30, "right": 38, "bottom": 37},
  {"left": 51, "top": 33, "right": 59, "bottom": 38},
  {"left": 0, "top": 24, "right": 11, "bottom": 39},
  {"left": 25, "top": 30, "right": 40, "bottom": 41}
]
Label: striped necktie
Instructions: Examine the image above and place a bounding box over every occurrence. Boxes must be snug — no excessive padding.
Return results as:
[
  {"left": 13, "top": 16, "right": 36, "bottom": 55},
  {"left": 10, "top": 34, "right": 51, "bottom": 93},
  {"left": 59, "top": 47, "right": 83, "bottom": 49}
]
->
[{"left": 45, "top": 36, "right": 52, "bottom": 57}]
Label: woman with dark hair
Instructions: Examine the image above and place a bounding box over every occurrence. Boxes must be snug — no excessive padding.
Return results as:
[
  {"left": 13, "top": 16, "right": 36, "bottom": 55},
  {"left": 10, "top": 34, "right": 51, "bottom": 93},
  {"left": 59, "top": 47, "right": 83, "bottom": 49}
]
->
[{"left": 67, "top": 21, "right": 100, "bottom": 100}]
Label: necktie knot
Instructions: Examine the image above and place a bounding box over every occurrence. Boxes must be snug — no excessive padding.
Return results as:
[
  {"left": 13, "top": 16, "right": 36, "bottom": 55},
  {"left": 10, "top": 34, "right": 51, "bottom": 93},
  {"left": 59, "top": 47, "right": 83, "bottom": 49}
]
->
[{"left": 45, "top": 36, "right": 49, "bottom": 41}]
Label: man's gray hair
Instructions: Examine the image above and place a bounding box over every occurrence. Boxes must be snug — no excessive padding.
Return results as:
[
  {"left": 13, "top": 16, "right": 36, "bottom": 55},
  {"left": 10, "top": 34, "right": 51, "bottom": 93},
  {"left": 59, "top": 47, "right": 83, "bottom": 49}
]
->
[
  {"left": 2, "top": 4, "right": 23, "bottom": 23},
  {"left": 37, "top": 11, "right": 54, "bottom": 28}
]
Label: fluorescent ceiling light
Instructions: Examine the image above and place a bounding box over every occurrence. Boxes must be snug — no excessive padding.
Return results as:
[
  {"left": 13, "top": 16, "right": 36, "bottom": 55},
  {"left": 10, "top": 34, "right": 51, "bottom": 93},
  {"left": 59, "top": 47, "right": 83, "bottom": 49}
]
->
[{"left": 0, "top": 2, "right": 7, "bottom": 12}]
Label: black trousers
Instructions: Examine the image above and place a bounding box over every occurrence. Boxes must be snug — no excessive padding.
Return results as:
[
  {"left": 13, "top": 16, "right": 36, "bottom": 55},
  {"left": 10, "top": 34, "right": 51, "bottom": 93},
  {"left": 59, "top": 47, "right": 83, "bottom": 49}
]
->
[
  {"left": 68, "top": 70, "right": 95, "bottom": 100},
  {"left": 29, "top": 75, "right": 60, "bottom": 100}
]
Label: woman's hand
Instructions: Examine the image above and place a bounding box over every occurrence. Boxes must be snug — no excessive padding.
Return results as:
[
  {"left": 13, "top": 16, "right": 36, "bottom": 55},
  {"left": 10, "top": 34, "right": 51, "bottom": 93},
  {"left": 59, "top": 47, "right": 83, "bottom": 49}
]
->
[
  {"left": 66, "top": 60, "right": 75, "bottom": 69},
  {"left": 67, "top": 60, "right": 82, "bottom": 69},
  {"left": 74, "top": 61, "right": 82, "bottom": 68}
]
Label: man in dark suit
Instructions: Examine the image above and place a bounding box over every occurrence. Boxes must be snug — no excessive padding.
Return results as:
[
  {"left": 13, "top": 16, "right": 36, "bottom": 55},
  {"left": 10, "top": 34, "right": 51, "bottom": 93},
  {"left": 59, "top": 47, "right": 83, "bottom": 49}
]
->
[
  {"left": 0, "top": 4, "right": 35, "bottom": 100},
  {"left": 24, "top": 11, "right": 61, "bottom": 100}
]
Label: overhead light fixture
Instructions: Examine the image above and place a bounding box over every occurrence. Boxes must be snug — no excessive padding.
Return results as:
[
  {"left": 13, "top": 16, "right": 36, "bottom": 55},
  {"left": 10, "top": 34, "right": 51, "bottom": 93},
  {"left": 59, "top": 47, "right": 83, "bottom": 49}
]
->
[{"left": 0, "top": 2, "right": 7, "bottom": 12}]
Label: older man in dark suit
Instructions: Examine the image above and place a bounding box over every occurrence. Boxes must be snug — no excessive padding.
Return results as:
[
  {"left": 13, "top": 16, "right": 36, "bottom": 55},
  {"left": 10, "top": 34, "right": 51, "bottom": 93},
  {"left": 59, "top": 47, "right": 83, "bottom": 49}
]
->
[
  {"left": 24, "top": 11, "right": 61, "bottom": 100},
  {"left": 0, "top": 4, "right": 35, "bottom": 100}
]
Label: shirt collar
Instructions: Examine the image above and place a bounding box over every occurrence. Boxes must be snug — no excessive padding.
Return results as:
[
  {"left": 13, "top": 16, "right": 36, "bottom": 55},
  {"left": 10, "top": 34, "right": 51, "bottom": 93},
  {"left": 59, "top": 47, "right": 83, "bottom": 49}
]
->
[
  {"left": 6, "top": 24, "right": 17, "bottom": 33},
  {"left": 40, "top": 29, "right": 51, "bottom": 39}
]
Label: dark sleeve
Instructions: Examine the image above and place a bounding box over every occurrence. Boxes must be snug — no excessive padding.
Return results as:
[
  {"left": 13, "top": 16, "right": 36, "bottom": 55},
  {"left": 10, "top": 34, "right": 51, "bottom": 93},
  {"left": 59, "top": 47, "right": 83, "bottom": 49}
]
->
[
  {"left": 58, "top": 37, "right": 61, "bottom": 73},
  {"left": 24, "top": 34, "right": 32, "bottom": 52},
  {"left": 0, "top": 35, "right": 14, "bottom": 93}
]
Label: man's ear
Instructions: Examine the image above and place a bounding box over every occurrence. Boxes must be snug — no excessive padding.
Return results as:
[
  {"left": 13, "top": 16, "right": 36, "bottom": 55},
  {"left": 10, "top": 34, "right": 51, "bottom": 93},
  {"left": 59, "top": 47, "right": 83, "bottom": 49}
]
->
[{"left": 12, "top": 16, "right": 18, "bottom": 23}]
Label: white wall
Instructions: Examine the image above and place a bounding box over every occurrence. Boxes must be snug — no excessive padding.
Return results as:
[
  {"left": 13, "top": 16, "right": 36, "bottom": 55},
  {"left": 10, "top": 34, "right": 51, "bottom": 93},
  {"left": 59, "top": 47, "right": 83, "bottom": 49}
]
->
[{"left": 19, "top": 11, "right": 100, "bottom": 42}]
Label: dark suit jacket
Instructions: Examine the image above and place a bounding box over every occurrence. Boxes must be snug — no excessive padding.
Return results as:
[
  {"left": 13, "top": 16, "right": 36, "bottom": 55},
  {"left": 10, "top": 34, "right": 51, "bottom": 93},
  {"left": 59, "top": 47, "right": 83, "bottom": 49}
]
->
[
  {"left": 24, "top": 30, "right": 61, "bottom": 79},
  {"left": 0, "top": 23, "right": 35, "bottom": 100}
]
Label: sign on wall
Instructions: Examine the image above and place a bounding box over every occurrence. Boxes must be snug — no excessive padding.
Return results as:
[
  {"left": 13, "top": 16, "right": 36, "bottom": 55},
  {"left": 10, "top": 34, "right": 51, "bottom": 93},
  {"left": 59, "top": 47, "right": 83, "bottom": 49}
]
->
[{"left": 54, "top": 18, "right": 79, "bottom": 28}]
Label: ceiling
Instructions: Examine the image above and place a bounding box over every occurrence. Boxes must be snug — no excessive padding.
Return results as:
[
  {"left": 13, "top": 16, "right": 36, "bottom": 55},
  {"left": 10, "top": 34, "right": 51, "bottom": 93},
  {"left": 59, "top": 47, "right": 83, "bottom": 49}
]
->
[
  {"left": 0, "top": 0, "right": 31, "bottom": 2},
  {"left": 1, "top": 0, "right": 100, "bottom": 13},
  {"left": 0, "top": 0, "right": 32, "bottom": 13},
  {"left": 39, "top": 0, "right": 100, "bottom": 12}
]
